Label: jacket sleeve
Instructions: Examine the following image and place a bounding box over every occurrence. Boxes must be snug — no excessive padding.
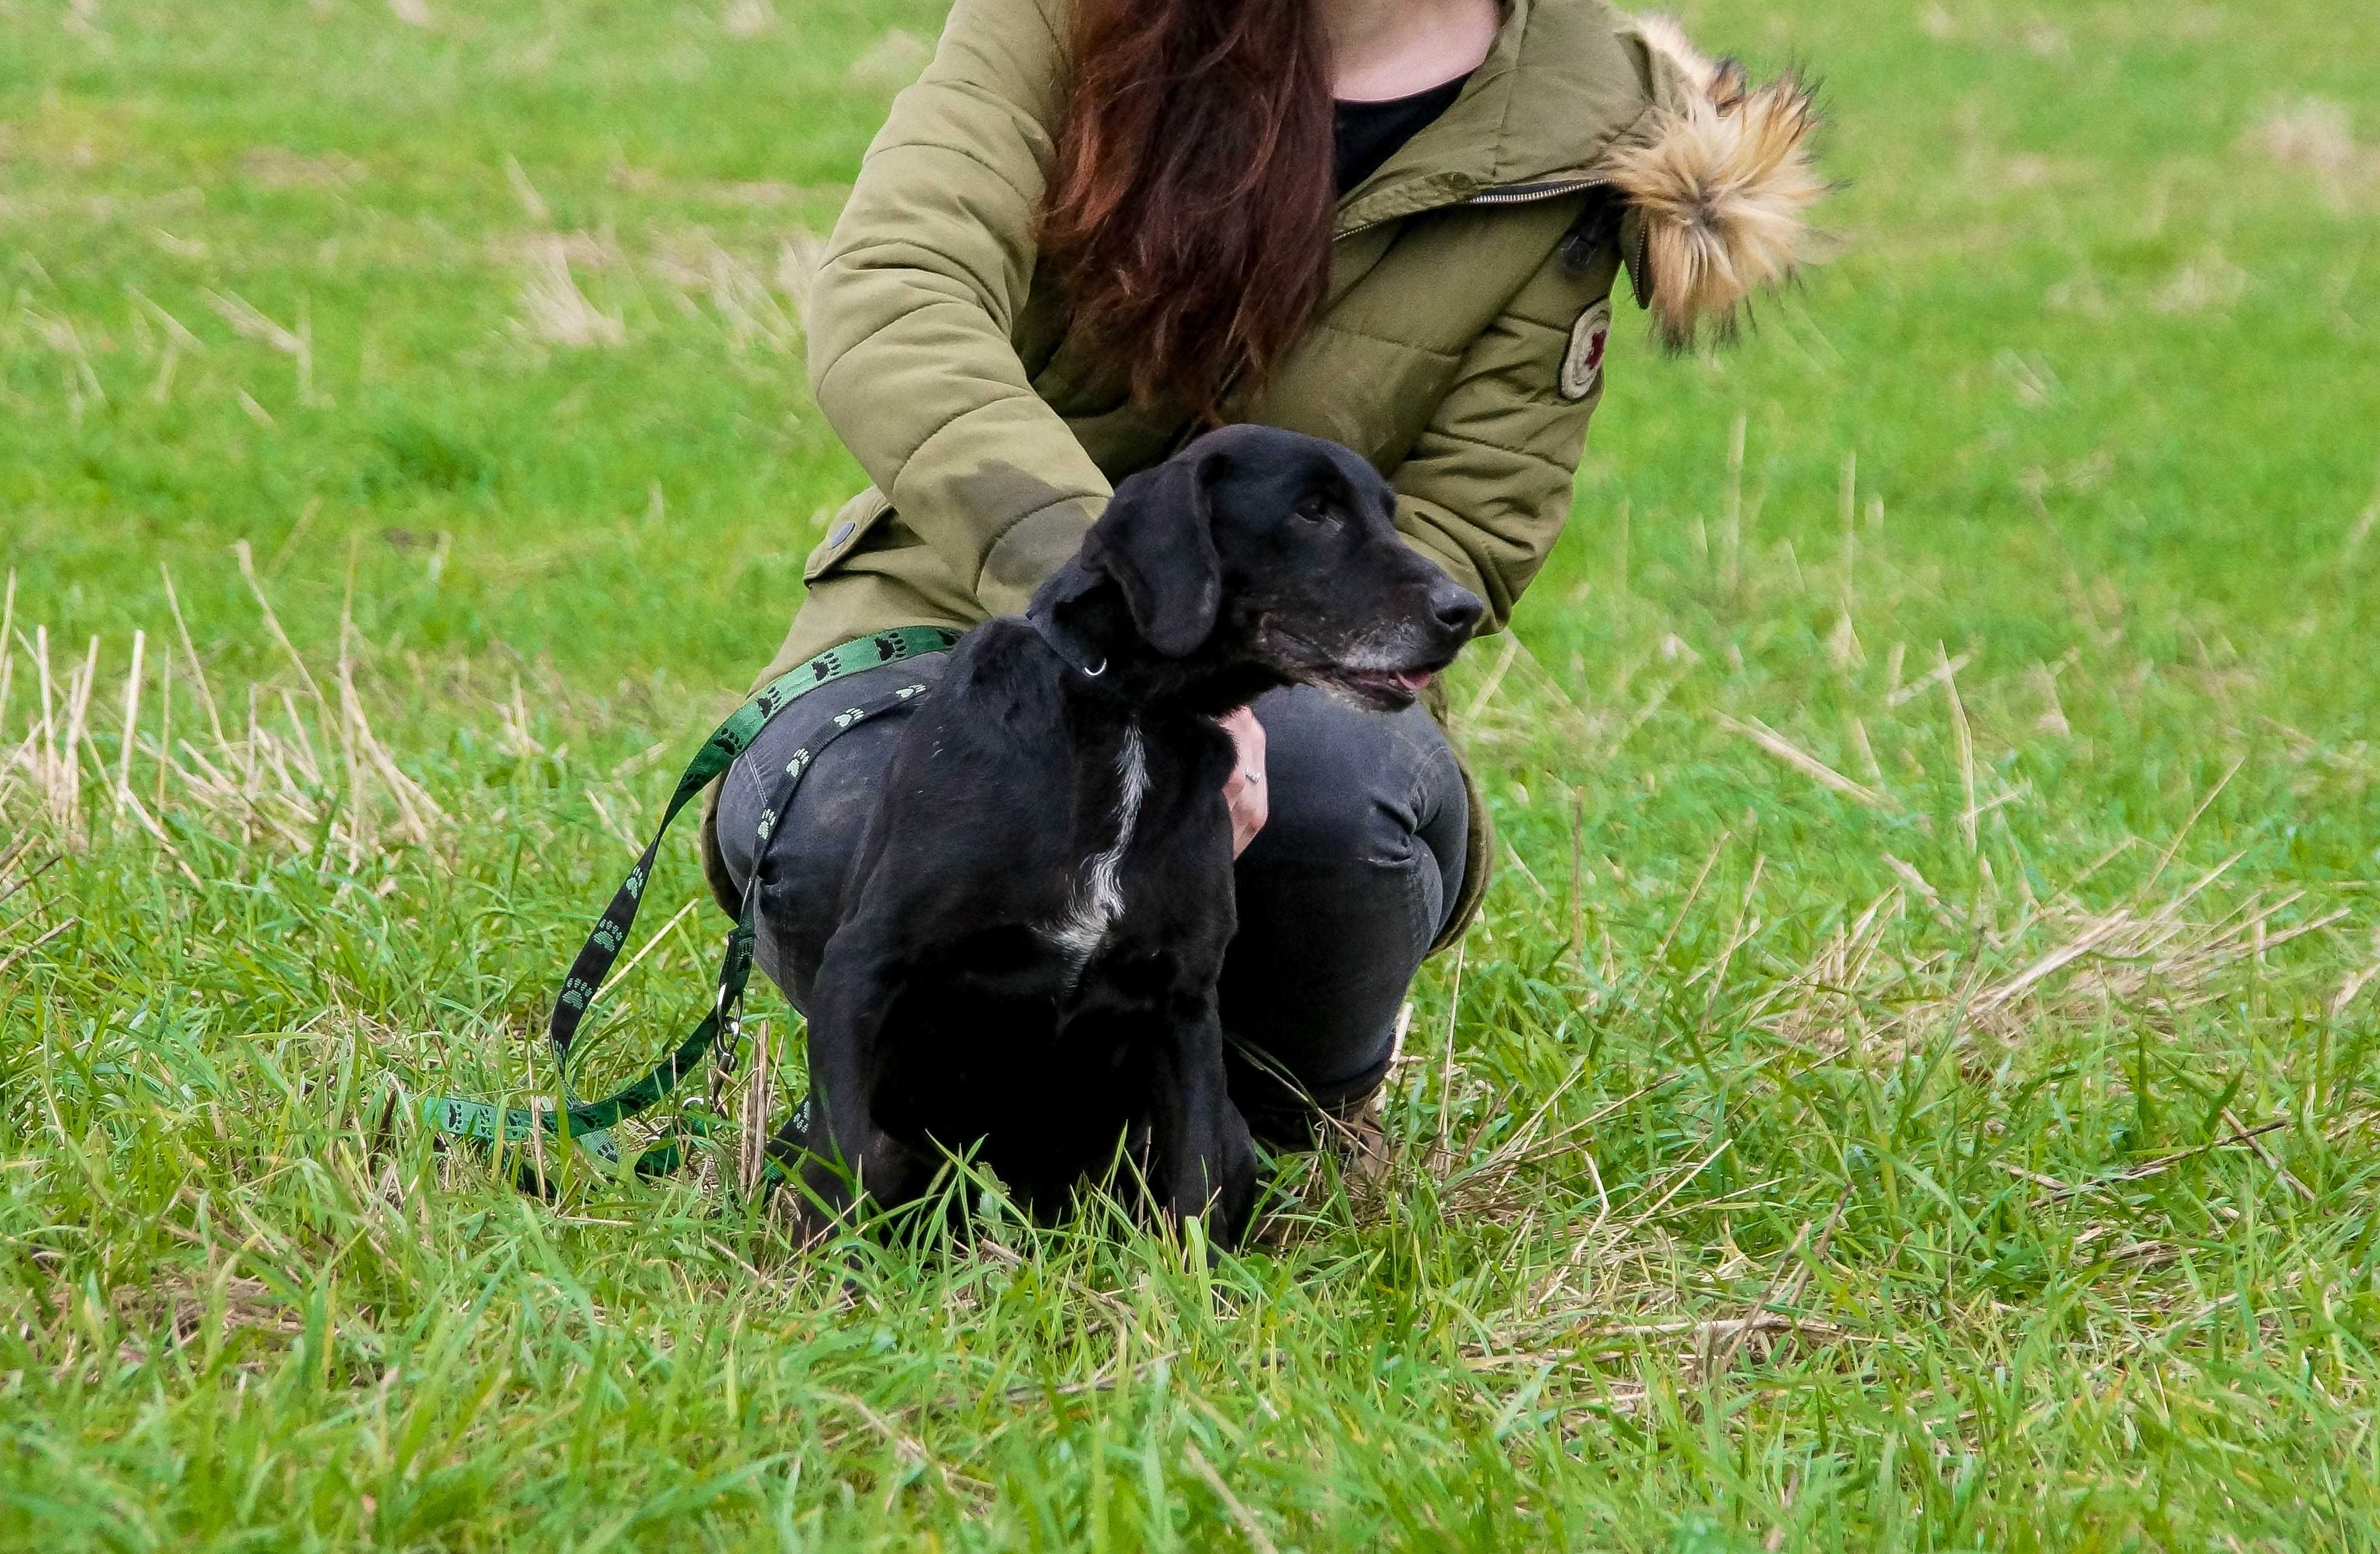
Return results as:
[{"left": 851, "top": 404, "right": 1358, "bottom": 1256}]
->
[
  {"left": 1389, "top": 243, "right": 1612, "bottom": 634},
  {"left": 805, "top": 0, "right": 1110, "bottom": 617}
]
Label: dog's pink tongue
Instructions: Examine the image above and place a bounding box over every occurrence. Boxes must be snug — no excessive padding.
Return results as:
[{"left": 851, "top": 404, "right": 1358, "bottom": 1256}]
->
[{"left": 1394, "top": 669, "right": 1434, "bottom": 696}]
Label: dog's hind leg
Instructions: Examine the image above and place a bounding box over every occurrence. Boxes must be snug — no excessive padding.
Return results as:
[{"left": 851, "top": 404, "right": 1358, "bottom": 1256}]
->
[
  {"left": 1148, "top": 999, "right": 1259, "bottom": 1252},
  {"left": 788, "top": 925, "right": 939, "bottom": 1243}
]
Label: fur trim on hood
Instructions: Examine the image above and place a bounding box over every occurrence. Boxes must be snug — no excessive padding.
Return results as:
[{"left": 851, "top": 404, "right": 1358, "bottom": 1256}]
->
[{"left": 1601, "top": 15, "right": 1828, "bottom": 349}]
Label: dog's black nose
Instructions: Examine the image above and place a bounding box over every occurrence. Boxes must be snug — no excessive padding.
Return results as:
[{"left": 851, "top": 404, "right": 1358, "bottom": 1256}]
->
[{"left": 1429, "top": 581, "right": 1485, "bottom": 638}]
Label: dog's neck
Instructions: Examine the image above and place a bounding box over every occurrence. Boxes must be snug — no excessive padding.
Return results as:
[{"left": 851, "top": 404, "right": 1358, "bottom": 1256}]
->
[{"left": 1027, "top": 560, "right": 1281, "bottom": 720}]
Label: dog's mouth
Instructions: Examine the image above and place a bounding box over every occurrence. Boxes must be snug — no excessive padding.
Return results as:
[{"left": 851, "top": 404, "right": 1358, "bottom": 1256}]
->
[
  {"left": 1309, "top": 656, "right": 1455, "bottom": 712},
  {"left": 1259, "top": 622, "right": 1454, "bottom": 710},
  {"left": 1332, "top": 665, "right": 1438, "bottom": 706}
]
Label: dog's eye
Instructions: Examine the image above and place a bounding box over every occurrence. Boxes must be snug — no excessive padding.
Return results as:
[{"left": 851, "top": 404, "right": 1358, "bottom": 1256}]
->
[{"left": 1291, "top": 498, "right": 1338, "bottom": 527}]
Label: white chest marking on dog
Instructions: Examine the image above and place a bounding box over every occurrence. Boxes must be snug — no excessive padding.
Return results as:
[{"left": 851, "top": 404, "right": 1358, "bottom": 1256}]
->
[{"left": 1045, "top": 723, "right": 1147, "bottom": 977}]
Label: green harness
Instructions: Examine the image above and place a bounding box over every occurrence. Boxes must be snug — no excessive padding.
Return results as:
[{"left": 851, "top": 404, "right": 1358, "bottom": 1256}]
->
[{"left": 420, "top": 625, "right": 962, "bottom": 1189}]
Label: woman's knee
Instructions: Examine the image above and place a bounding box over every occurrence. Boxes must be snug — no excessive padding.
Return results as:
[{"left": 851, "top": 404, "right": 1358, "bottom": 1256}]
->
[{"left": 1245, "top": 684, "right": 1467, "bottom": 892}]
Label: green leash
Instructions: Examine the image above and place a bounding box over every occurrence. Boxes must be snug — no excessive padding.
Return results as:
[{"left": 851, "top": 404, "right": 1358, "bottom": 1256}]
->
[{"left": 420, "top": 625, "right": 962, "bottom": 1188}]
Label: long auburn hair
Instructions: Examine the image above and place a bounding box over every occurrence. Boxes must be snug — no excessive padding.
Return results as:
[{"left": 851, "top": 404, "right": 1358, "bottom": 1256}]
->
[{"left": 1038, "top": 0, "right": 1336, "bottom": 424}]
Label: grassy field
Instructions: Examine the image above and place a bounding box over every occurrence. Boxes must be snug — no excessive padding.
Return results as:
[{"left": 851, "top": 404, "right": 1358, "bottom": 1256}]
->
[{"left": 5, "top": 0, "right": 2380, "bottom": 1546}]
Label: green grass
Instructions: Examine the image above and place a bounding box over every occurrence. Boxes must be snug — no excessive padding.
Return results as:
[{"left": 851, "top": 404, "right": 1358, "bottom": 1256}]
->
[{"left": 5, "top": 0, "right": 2380, "bottom": 1547}]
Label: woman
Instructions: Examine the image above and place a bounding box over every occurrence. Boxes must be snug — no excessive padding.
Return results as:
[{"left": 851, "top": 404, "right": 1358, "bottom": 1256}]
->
[{"left": 704, "top": 0, "right": 1821, "bottom": 1147}]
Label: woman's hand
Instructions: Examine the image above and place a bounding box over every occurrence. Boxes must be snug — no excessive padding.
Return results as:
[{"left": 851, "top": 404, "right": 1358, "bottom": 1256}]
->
[{"left": 1218, "top": 705, "right": 1269, "bottom": 857}]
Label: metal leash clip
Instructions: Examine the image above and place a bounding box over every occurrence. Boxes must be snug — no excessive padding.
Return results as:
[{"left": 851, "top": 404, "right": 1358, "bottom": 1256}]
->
[{"left": 707, "top": 956, "right": 746, "bottom": 1116}]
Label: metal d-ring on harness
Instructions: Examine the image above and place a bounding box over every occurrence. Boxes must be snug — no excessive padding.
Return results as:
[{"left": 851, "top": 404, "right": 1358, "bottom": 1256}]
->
[{"left": 419, "top": 625, "right": 961, "bottom": 1192}]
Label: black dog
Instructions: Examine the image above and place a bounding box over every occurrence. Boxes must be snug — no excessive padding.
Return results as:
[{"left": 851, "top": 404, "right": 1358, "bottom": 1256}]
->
[{"left": 785, "top": 426, "right": 1482, "bottom": 1248}]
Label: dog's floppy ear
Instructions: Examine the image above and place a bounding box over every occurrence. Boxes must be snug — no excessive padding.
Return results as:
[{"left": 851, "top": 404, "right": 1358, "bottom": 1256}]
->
[{"left": 1083, "top": 448, "right": 1222, "bottom": 657}]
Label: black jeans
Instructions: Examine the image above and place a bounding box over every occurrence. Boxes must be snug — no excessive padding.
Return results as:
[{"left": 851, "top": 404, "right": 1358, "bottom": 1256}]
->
[{"left": 712, "top": 652, "right": 1467, "bottom": 1144}]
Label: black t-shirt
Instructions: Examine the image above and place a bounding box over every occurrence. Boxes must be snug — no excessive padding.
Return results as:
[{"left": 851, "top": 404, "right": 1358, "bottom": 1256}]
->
[{"left": 1333, "top": 71, "right": 1473, "bottom": 197}]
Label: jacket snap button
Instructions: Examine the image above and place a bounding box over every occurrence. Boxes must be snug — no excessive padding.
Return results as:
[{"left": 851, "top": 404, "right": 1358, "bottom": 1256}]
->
[{"left": 829, "top": 521, "right": 854, "bottom": 546}]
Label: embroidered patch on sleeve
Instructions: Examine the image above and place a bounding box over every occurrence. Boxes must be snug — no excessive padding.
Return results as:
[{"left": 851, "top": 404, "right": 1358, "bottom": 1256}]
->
[{"left": 1559, "top": 299, "right": 1613, "bottom": 402}]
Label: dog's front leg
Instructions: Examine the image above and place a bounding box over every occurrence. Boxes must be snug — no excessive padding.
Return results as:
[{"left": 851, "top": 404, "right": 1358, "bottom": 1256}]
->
[
  {"left": 1149, "top": 998, "right": 1258, "bottom": 1252},
  {"left": 787, "top": 925, "right": 936, "bottom": 1243}
]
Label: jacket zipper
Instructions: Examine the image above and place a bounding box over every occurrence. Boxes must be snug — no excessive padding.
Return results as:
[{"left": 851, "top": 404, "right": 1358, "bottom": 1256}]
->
[
  {"left": 1333, "top": 175, "right": 1601, "bottom": 242},
  {"left": 1462, "top": 177, "right": 1600, "bottom": 207}
]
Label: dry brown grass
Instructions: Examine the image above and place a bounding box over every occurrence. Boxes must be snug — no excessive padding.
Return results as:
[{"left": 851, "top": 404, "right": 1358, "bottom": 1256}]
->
[
  {"left": 651, "top": 231, "right": 803, "bottom": 355},
  {"left": 2251, "top": 97, "right": 2379, "bottom": 208},
  {"left": 721, "top": 0, "right": 777, "bottom": 39},
  {"left": 0, "top": 563, "right": 444, "bottom": 876},
  {"left": 514, "top": 237, "right": 624, "bottom": 350},
  {"left": 844, "top": 29, "right": 930, "bottom": 90}
]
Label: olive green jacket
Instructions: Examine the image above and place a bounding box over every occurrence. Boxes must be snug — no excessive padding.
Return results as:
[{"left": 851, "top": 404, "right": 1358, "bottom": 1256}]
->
[{"left": 703, "top": 0, "right": 1823, "bottom": 934}]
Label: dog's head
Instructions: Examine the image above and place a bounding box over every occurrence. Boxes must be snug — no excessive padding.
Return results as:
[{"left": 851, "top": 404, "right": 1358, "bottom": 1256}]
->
[{"left": 1079, "top": 426, "right": 1484, "bottom": 711}]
